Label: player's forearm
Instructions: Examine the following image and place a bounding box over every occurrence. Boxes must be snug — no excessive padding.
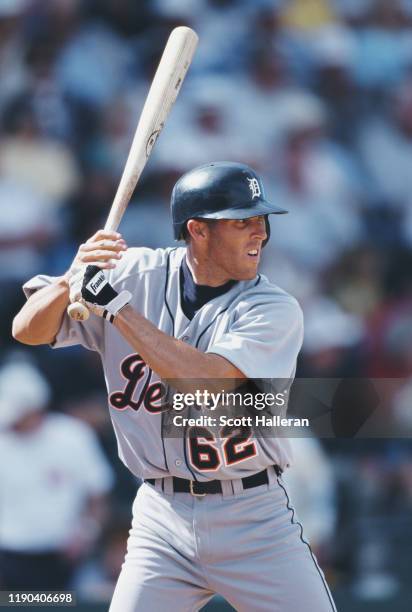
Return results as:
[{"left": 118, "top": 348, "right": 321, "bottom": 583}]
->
[
  {"left": 12, "top": 276, "right": 70, "bottom": 345},
  {"left": 114, "top": 305, "right": 243, "bottom": 384}
]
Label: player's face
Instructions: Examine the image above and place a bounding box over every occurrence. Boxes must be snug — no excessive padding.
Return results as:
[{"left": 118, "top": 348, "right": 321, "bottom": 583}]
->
[{"left": 204, "top": 216, "right": 267, "bottom": 283}]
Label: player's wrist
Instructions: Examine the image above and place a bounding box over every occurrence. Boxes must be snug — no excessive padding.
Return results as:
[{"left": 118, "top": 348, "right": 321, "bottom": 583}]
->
[
  {"left": 112, "top": 302, "right": 133, "bottom": 327},
  {"left": 102, "top": 290, "right": 132, "bottom": 324}
]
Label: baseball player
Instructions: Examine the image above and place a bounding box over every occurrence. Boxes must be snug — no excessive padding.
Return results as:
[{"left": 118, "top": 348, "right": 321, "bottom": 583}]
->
[{"left": 13, "top": 162, "right": 337, "bottom": 611}]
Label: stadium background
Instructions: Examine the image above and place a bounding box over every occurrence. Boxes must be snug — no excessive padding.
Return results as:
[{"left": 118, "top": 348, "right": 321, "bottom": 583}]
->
[{"left": 1, "top": 0, "right": 412, "bottom": 610}]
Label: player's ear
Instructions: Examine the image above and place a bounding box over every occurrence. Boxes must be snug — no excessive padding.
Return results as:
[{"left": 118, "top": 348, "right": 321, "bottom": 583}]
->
[{"left": 186, "top": 219, "right": 209, "bottom": 242}]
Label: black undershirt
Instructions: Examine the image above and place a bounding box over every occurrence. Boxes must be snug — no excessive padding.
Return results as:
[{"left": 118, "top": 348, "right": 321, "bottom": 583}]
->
[{"left": 179, "top": 256, "right": 237, "bottom": 320}]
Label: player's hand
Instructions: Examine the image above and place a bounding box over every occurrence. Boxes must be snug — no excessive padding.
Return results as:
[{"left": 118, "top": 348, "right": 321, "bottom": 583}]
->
[
  {"left": 67, "top": 230, "right": 127, "bottom": 305},
  {"left": 68, "top": 230, "right": 128, "bottom": 277}
]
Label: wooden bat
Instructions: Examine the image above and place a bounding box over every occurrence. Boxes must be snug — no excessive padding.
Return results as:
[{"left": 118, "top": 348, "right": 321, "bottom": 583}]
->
[{"left": 67, "top": 26, "right": 199, "bottom": 321}]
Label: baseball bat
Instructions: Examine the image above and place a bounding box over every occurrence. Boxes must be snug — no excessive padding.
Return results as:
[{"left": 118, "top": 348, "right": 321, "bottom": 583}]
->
[{"left": 67, "top": 26, "right": 199, "bottom": 321}]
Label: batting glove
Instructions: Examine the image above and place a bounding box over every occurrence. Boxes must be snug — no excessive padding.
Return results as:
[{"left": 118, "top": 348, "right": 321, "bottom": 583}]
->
[{"left": 69, "top": 265, "right": 131, "bottom": 323}]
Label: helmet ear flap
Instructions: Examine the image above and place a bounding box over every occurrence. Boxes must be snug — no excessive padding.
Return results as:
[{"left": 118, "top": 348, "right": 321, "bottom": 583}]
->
[
  {"left": 262, "top": 215, "right": 270, "bottom": 248},
  {"left": 179, "top": 221, "right": 188, "bottom": 241}
]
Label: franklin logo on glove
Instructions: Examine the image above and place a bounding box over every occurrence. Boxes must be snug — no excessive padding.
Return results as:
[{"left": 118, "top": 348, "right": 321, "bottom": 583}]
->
[{"left": 86, "top": 270, "right": 108, "bottom": 296}]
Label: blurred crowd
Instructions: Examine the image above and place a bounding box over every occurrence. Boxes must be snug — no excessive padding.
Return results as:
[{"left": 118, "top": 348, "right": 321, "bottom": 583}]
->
[{"left": 2, "top": 0, "right": 412, "bottom": 607}]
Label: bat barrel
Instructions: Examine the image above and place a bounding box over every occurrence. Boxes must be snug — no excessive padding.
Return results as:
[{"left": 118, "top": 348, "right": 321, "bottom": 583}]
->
[{"left": 104, "top": 26, "right": 198, "bottom": 233}]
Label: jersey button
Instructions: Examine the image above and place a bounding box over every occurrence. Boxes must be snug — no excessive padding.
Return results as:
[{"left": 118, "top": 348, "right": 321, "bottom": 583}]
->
[
  {"left": 175, "top": 459, "right": 183, "bottom": 467},
  {"left": 181, "top": 335, "right": 190, "bottom": 342}
]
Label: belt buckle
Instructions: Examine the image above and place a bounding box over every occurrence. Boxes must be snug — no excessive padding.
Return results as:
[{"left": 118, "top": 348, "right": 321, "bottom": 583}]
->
[{"left": 189, "top": 480, "right": 206, "bottom": 497}]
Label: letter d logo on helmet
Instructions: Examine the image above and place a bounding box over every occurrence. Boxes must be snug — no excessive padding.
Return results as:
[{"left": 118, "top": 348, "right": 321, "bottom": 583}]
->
[
  {"left": 170, "top": 161, "right": 287, "bottom": 246},
  {"left": 247, "top": 177, "right": 261, "bottom": 199}
]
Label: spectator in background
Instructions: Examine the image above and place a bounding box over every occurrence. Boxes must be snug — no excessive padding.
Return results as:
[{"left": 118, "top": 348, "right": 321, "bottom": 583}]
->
[
  {"left": 53, "top": 0, "right": 135, "bottom": 111},
  {"left": 324, "top": 246, "right": 383, "bottom": 319},
  {"left": 350, "top": 0, "right": 412, "bottom": 92},
  {"left": 282, "top": 436, "right": 337, "bottom": 563},
  {"left": 155, "top": 74, "right": 249, "bottom": 173},
  {"left": 309, "top": 24, "right": 361, "bottom": 145},
  {"left": 262, "top": 92, "right": 363, "bottom": 276},
  {"left": 0, "top": 165, "right": 58, "bottom": 346},
  {"left": 233, "top": 44, "right": 302, "bottom": 165},
  {"left": 301, "top": 295, "right": 365, "bottom": 377},
  {"left": 280, "top": 0, "right": 336, "bottom": 31},
  {"left": 0, "top": 359, "right": 113, "bottom": 590},
  {"left": 0, "top": 93, "right": 78, "bottom": 333},
  {"left": 23, "top": 33, "right": 74, "bottom": 143},
  {"left": 0, "top": 94, "right": 80, "bottom": 204},
  {"left": 0, "top": 0, "right": 30, "bottom": 113},
  {"left": 72, "top": 517, "right": 131, "bottom": 604},
  {"left": 0, "top": 175, "right": 56, "bottom": 283},
  {"left": 358, "top": 79, "right": 412, "bottom": 247}
]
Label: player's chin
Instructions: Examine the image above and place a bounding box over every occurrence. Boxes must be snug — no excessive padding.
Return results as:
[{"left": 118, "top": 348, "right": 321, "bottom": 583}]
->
[{"left": 239, "top": 264, "right": 259, "bottom": 280}]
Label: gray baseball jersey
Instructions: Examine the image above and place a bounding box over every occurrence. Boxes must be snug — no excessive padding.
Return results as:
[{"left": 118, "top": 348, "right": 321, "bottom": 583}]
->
[{"left": 23, "top": 246, "right": 303, "bottom": 482}]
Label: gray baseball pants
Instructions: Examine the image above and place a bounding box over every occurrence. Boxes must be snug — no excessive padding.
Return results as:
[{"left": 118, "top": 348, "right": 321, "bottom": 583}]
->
[{"left": 109, "top": 468, "right": 337, "bottom": 611}]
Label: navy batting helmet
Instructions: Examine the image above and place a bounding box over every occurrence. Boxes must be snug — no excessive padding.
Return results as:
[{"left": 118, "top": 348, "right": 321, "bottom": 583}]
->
[{"left": 171, "top": 161, "right": 287, "bottom": 243}]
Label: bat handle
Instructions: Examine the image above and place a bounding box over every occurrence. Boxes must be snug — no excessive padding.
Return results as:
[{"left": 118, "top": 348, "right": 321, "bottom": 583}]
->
[{"left": 67, "top": 301, "right": 90, "bottom": 321}]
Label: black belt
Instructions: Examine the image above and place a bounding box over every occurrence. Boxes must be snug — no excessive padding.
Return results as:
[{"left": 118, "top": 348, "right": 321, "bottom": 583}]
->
[{"left": 145, "top": 466, "right": 281, "bottom": 497}]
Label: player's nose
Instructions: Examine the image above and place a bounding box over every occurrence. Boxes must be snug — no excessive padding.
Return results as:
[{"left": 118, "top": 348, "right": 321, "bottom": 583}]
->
[{"left": 250, "top": 216, "right": 267, "bottom": 241}]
